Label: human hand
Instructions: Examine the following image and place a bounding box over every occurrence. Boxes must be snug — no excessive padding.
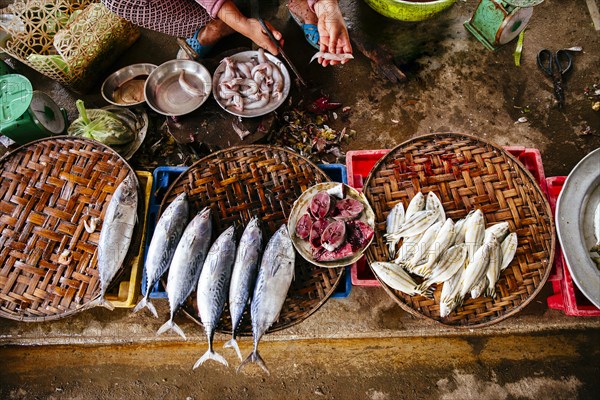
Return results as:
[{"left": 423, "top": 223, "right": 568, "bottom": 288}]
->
[
  {"left": 243, "top": 19, "right": 284, "bottom": 56},
  {"left": 314, "top": 0, "right": 352, "bottom": 66}
]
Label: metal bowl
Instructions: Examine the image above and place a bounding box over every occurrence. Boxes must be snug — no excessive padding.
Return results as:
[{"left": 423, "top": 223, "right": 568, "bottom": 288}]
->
[
  {"left": 288, "top": 182, "right": 375, "bottom": 268},
  {"left": 101, "top": 63, "right": 157, "bottom": 106},
  {"left": 144, "top": 59, "right": 212, "bottom": 116},
  {"left": 363, "top": 0, "right": 456, "bottom": 22},
  {"left": 556, "top": 148, "right": 600, "bottom": 308},
  {"left": 212, "top": 50, "right": 291, "bottom": 118}
]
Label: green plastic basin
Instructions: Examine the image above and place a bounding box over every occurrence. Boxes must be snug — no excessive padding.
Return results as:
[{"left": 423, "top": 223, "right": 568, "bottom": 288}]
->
[{"left": 363, "top": 0, "right": 457, "bottom": 22}]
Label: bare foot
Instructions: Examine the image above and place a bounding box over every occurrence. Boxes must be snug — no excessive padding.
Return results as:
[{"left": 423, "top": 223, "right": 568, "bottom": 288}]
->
[
  {"left": 288, "top": 0, "right": 318, "bottom": 25},
  {"left": 197, "top": 18, "right": 235, "bottom": 45}
]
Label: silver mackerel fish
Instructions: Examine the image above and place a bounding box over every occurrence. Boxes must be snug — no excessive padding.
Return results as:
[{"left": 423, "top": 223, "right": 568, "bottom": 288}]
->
[
  {"left": 93, "top": 173, "right": 138, "bottom": 310},
  {"left": 237, "top": 224, "right": 295, "bottom": 375},
  {"left": 194, "top": 225, "right": 237, "bottom": 369},
  {"left": 225, "top": 217, "right": 263, "bottom": 361},
  {"left": 157, "top": 207, "right": 213, "bottom": 339},
  {"left": 134, "top": 192, "right": 189, "bottom": 318}
]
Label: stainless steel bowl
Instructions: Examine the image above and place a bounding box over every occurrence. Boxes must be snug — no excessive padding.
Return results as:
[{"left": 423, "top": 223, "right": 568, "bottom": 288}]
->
[
  {"left": 144, "top": 59, "right": 212, "bottom": 116},
  {"left": 101, "top": 63, "right": 157, "bottom": 106}
]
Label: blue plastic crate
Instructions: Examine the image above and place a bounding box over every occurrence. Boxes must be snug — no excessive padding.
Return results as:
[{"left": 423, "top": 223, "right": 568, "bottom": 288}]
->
[{"left": 141, "top": 164, "right": 351, "bottom": 300}]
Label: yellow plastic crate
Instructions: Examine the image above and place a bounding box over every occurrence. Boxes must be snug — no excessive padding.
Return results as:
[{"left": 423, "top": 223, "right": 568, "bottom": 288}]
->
[{"left": 105, "top": 170, "right": 152, "bottom": 308}]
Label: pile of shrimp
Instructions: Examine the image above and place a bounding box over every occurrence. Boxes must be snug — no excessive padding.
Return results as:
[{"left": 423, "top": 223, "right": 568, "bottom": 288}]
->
[{"left": 216, "top": 48, "right": 285, "bottom": 113}]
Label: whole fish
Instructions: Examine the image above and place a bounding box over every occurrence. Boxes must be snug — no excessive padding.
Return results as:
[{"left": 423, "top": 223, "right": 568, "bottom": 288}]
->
[
  {"left": 439, "top": 266, "right": 465, "bottom": 318},
  {"left": 413, "top": 218, "right": 456, "bottom": 277},
  {"left": 405, "top": 192, "right": 425, "bottom": 220},
  {"left": 426, "top": 192, "right": 445, "bottom": 224},
  {"left": 386, "top": 202, "right": 405, "bottom": 258},
  {"left": 238, "top": 224, "right": 295, "bottom": 375},
  {"left": 224, "top": 217, "right": 264, "bottom": 361},
  {"left": 92, "top": 174, "right": 138, "bottom": 310},
  {"left": 460, "top": 241, "right": 492, "bottom": 298},
  {"left": 310, "top": 51, "right": 354, "bottom": 63},
  {"left": 484, "top": 221, "right": 509, "bottom": 243},
  {"left": 157, "top": 207, "right": 212, "bottom": 339},
  {"left": 371, "top": 261, "right": 430, "bottom": 297},
  {"left": 417, "top": 244, "right": 467, "bottom": 292},
  {"left": 194, "top": 226, "right": 237, "bottom": 369},
  {"left": 484, "top": 237, "right": 503, "bottom": 298},
  {"left": 464, "top": 209, "right": 485, "bottom": 263},
  {"left": 385, "top": 210, "right": 437, "bottom": 242},
  {"left": 500, "top": 232, "right": 518, "bottom": 271},
  {"left": 403, "top": 221, "right": 442, "bottom": 272},
  {"left": 134, "top": 192, "right": 189, "bottom": 318}
]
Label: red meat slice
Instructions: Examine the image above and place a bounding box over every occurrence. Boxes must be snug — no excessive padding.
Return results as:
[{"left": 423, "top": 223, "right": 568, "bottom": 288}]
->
[
  {"left": 332, "top": 198, "right": 364, "bottom": 221},
  {"left": 309, "top": 219, "right": 328, "bottom": 249},
  {"left": 346, "top": 220, "right": 374, "bottom": 249},
  {"left": 320, "top": 220, "right": 346, "bottom": 251},
  {"left": 309, "top": 191, "right": 333, "bottom": 219},
  {"left": 313, "top": 242, "right": 354, "bottom": 262},
  {"left": 295, "top": 213, "right": 314, "bottom": 240}
]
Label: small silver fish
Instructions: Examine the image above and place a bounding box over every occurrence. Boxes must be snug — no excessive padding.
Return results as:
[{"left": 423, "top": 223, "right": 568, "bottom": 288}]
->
[
  {"left": 500, "top": 232, "right": 518, "bottom": 271},
  {"left": 134, "top": 192, "right": 189, "bottom": 318},
  {"left": 484, "top": 237, "right": 503, "bottom": 298},
  {"left": 460, "top": 241, "right": 492, "bottom": 298},
  {"left": 439, "top": 266, "right": 465, "bottom": 318},
  {"left": 194, "top": 226, "right": 237, "bottom": 369},
  {"left": 310, "top": 51, "right": 354, "bottom": 63},
  {"left": 386, "top": 202, "right": 405, "bottom": 258},
  {"left": 484, "top": 221, "right": 509, "bottom": 243},
  {"left": 426, "top": 192, "right": 445, "bottom": 224},
  {"left": 157, "top": 207, "right": 212, "bottom": 339},
  {"left": 238, "top": 225, "right": 295, "bottom": 375},
  {"left": 405, "top": 192, "right": 425, "bottom": 220},
  {"left": 464, "top": 209, "right": 485, "bottom": 263},
  {"left": 93, "top": 174, "right": 138, "bottom": 310},
  {"left": 224, "top": 217, "right": 263, "bottom": 361},
  {"left": 371, "top": 261, "right": 429, "bottom": 296}
]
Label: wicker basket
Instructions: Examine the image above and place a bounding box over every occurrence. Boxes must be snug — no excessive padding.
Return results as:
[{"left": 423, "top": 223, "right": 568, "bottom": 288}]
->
[
  {"left": 157, "top": 145, "right": 343, "bottom": 335},
  {"left": 363, "top": 133, "right": 555, "bottom": 328},
  {"left": 0, "top": 136, "right": 143, "bottom": 321},
  {"left": 0, "top": 1, "right": 139, "bottom": 93}
]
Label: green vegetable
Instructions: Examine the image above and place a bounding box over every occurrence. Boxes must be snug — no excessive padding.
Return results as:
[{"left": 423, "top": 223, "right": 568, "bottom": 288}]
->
[
  {"left": 513, "top": 30, "right": 525, "bottom": 67},
  {"left": 68, "top": 99, "right": 134, "bottom": 145}
]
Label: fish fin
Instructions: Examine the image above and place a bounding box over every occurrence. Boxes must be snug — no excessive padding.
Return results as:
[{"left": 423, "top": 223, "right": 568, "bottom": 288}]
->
[
  {"left": 224, "top": 338, "right": 243, "bottom": 361},
  {"left": 193, "top": 350, "right": 228, "bottom": 369},
  {"left": 484, "top": 287, "right": 496, "bottom": 299},
  {"left": 89, "top": 296, "right": 115, "bottom": 311},
  {"left": 236, "top": 350, "right": 270, "bottom": 375},
  {"left": 309, "top": 52, "right": 322, "bottom": 63},
  {"left": 132, "top": 296, "right": 147, "bottom": 314},
  {"left": 157, "top": 320, "right": 187, "bottom": 340},
  {"left": 415, "top": 281, "right": 430, "bottom": 294},
  {"left": 133, "top": 297, "right": 158, "bottom": 318}
]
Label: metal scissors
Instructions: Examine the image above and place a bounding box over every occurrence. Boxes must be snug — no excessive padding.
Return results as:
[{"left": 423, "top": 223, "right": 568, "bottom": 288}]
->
[{"left": 537, "top": 49, "right": 573, "bottom": 108}]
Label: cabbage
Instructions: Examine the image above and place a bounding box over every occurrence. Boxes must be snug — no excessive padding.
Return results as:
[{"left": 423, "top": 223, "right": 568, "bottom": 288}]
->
[{"left": 68, "top": 99, "right": 134, "bottom": 145}]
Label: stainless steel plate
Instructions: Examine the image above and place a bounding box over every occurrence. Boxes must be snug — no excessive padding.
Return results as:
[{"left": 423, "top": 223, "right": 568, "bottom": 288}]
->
[
  {"left": 101, "top": 63, "right": 157, "bottom": 107},
  {"left": 144, "top": 59, "right": 211, "bottom": 116},
  {"left": 556, "top": 148, "right": 600, "bottom": 308},
  {"left": 212, "top": 50, "right": 291, "bottom": 118}
]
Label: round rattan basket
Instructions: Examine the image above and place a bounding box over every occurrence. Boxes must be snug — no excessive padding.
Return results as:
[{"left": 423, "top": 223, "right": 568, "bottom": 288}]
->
[
  {"left": 0, "top": 136, "right": 142, "bottom": 321},
  {"left": 363, "top": 133, "right": 555, "bottom": 328},
  {"left": 157, "top": 145, "right": 343, "bottom": 335}
]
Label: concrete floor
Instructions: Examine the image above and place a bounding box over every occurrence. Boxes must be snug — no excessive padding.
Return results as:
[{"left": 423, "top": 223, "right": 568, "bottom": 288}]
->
[{"left": 1, "top": 0, "right": 600, "bottom": 399}]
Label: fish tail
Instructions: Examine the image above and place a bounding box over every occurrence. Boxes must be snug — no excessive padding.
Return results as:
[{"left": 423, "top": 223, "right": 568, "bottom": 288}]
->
[
  {"left": 224, "top": 338, "right": 243, "bottom": 361},
  {"left": 132, "top": 296, "right": 158, "bottom": 318},
  {"left": 415, "top": 281, "right": 430, "bottom": 294},
  {"left": 89, "top": 296, "right": 115, "bottom": 311},
  {"left": 193, "top": 349, "right": 228, "bottom": 369},
  {"left": 156, "top": 320, "right": 187, "bottom": 340},
  {"left": 484, "top": 287, "right": 496, "bottom": 299},
  {"left": 236, "top": 350, "right": 270, "bottom": 375}
]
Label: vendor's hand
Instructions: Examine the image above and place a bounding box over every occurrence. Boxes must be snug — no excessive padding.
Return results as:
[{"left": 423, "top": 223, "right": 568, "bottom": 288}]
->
[
  {"left": 244, "top": 19, "right": 284, "bottom": 56},
  {"left": 314, "top": 0, "right": 352, "bottom": 67}
]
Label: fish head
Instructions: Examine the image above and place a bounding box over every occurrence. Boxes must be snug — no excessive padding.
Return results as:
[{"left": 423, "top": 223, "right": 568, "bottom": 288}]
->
[{"left": 198, "top": 206, "right": 211, "bottom": 219}]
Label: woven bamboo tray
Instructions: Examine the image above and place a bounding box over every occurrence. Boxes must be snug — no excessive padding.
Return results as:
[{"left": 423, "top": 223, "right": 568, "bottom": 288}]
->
[
  {"left": 0, "top": 136, "right": 143, "bottom": 321},
  {"left": 363, "top": 133, "right": 555, "bottom": 328},
  {"left": 158, "top": 145, "right": 342, "bottom": 335}
]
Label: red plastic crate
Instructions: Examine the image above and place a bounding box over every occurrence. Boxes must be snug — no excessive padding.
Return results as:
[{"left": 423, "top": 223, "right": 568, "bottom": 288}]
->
[
  {"left": 347, "top": 147, "right": 549, "bottom": 287},
  {"left": 545, "top": 176, "right": 600, "bottom": 316}
]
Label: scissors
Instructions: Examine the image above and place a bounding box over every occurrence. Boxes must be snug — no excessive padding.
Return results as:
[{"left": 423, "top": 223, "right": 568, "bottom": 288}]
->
[{"left": 537, "top": 49, "right": 573, "bottom": 108}]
